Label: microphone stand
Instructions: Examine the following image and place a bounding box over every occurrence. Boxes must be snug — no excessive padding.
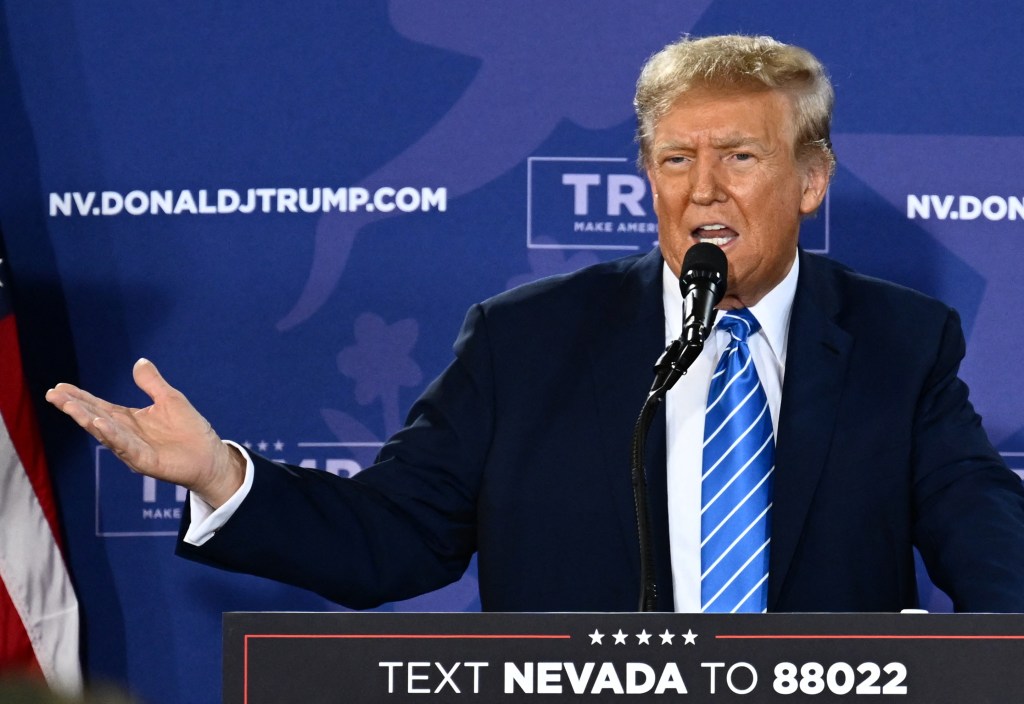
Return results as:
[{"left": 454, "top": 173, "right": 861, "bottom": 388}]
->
[
  {"left": 629, "top": 242, "right": 726, "bottom": 612},
  {"left": 630, "top": 321, "right": 716, "bottom": 612}
]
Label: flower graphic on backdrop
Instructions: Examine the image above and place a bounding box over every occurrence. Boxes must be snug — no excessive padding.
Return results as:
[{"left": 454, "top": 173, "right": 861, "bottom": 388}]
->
[{"left": 337, "top": 312, "right": 423, "bottom": 438}]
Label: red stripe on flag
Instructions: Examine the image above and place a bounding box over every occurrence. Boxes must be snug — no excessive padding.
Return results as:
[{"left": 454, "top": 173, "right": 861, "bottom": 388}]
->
[
  {"left": 0, "top": 314, "right": 50, "bottom": 682},
  {"left": 0, "top": 579, "right": 43, "bottom": 680},
  {"left": 0, "top": 294, "right": 81, "bottom": 693},
  {"left": 0, "top": 314, "right": 63, "bottom": 548}
]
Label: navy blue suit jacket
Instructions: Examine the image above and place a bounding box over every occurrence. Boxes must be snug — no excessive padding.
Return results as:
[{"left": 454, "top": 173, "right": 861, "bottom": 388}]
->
[{"left": 178, "top": 248, "right": 1024, "bottom": 612}]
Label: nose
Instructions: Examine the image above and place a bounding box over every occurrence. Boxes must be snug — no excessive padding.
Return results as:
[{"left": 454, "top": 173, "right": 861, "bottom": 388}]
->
[{"left": 689, "top": 158, "right": 725, "bottom": 205}]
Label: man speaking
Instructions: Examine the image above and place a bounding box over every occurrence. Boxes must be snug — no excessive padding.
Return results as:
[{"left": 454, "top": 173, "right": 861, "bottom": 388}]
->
[{"left": 46, "top": 34, "right": 1024, "bottom": 613}]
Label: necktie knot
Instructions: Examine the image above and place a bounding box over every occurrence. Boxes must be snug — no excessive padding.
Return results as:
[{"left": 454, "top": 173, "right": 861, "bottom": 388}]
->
[{"left": 717, "top": 308, "right": 761, "bottom": 342}]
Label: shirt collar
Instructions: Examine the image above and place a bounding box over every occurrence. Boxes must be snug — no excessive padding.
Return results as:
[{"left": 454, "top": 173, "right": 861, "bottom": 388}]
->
[{"left": 662, "top": 250, "right": 799, "bottom": 365}]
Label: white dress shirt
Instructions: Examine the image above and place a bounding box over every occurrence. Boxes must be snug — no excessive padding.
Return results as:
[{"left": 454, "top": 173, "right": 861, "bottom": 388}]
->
[{"left": 663, "top": 253, "right": 798, "bottom": 611}]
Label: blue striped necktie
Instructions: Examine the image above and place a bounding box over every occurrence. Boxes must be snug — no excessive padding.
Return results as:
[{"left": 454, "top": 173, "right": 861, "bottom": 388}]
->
[{"left": 700, "top": 308, "right": 774, "bottom": 613}]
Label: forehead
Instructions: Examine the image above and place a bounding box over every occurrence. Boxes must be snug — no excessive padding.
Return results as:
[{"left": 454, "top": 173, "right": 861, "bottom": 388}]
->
[{"left": 652, "top": 86, "right": 797, "bottom": 146}]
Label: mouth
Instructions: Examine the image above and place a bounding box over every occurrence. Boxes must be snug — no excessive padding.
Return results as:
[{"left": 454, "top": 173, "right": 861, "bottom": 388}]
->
[{"left": 691, "top": 223, "right": 738, "bottom": 247}]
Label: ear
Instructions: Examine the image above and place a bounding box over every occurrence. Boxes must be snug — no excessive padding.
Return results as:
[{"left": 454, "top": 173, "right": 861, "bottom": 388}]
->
[{"left": 798, "top": 154, "right": 830, "bottom": 215}]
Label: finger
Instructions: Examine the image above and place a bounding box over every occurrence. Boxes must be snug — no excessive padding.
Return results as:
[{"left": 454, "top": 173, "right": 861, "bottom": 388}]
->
[
  {"left": 132, "top": 358, "right": 178, "bottom": 404},
  {"left": 92, "top": 416, "right": 155, "bottom": 475},
  {"left": 46, "top": 382, "right": 91, "bottom": 406},
  {"left": 45, "top": 385, "right": 77, "bottom": 407},
  {"left": 50, "top": 397, "right": 116, "bottom": 445},
  {"left": 47, "top": 383, "right": 124, "bottom": 419},
  {"left": 50, "top": 388, "right": 158, "bottom": 475}
]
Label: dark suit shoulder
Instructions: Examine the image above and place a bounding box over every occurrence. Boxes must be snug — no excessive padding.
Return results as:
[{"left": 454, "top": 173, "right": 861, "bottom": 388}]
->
[
  {"left": 467, "top": 249, "right": 661, "bottom": 340},
  {"left": 480, "top": 249, "right": 655, "bottom": 314},
  {"left": 802, "top": 251, "right": 955, "bottom": 326}
]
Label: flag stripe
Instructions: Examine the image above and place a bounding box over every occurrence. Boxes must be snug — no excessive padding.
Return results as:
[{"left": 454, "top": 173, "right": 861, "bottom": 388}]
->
[
  {"left": 0, "top": 318, "right": 62, "bottom": 543},
  {"left": 0, "top": 578, "right": 41, "bottom": 674},
  {"left": 0, "top": 296, "right": 82, "bottom": 695}
]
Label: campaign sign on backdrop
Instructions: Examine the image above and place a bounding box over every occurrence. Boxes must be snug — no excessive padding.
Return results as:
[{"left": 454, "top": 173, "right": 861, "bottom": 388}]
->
[{"left": 527, "top": 157, "right": 656, "bottom": 251}]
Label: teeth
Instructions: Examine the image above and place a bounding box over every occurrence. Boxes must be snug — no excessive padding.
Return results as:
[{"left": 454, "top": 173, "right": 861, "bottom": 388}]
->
[{"left": 694, "top": 224, "right": 734, "bottom": 245}]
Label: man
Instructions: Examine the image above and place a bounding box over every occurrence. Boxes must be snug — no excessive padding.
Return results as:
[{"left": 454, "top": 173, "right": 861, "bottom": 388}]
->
[{"left": 47, "top": 35, "right": 1024, "bottom": 612}]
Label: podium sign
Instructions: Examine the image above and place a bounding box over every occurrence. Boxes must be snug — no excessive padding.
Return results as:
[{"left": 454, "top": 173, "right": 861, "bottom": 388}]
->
[{"left": 224, "top": 612, "right": 1024, "bottom": 702}]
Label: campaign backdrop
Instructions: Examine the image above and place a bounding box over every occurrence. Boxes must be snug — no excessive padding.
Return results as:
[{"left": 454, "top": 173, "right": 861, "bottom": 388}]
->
[{"left": 2, "top": 2, "right": 1023, "bottom": 702}]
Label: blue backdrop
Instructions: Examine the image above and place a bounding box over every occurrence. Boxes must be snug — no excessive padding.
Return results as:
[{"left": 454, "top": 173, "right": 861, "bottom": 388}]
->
[{"left": 3, "top": 2, "right": 1024, "bottom": 702}]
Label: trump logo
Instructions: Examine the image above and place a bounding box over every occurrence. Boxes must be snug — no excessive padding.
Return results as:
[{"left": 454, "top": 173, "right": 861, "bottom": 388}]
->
[
  {"left": 527, "top": 157, "right": 656, "bottom": 251},
  {"left": 95, "top": 446, "right": 184, "bottom": 537}
]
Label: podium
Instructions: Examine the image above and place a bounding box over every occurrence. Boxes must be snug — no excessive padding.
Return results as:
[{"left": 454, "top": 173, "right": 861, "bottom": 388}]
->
[{"left": 225, "top": 612, "right": 1024, "bottom": 702}]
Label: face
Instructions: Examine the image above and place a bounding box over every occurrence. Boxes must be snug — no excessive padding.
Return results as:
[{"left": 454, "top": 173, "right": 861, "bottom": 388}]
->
[{"left": 646, "top": 87, "right": 829, "bottom": 309}]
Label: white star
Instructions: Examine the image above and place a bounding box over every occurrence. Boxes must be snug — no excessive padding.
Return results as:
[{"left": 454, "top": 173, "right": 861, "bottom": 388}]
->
[
  {"left": 659, "top": 630, "right": 675, "bottom": 645},
  {"left": 274, "top": 440, "right": 285, "bottom": 451},
  {"left": 257, "top": 440, "right": 269, "bottom": 452},
  {"left": 613, "top": 629, "right": 627, "bottom": 645},
  {"left": 589, "top": 630, "right": 604, "bottom": 645},
  {"left": 243, "top": 440, "right": 253, "bottom": 449},
  {"left": 636, "top": 629, "right": 651, "bottom": 645},
  {"left": 682, "top": 629, "right": 697, "bottom": 645}
]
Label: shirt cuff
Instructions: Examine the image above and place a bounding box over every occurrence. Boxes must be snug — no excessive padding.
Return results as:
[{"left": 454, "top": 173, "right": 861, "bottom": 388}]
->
[{"left": 182, "top": 439, "right": 255, "bottom": 546}]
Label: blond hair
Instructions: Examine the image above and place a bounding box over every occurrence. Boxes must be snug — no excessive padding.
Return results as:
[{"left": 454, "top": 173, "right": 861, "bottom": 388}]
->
[{"left": 635, "top": 34, "right": 835, "bottom": 176}]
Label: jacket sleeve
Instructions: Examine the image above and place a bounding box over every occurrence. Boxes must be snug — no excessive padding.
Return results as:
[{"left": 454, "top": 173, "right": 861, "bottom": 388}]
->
[
  {"left": 175, "top": 303, "right": 497, "bottom": 609},
  {"left": 912, "top": 308, "right": 1024, "bottom": 612}
]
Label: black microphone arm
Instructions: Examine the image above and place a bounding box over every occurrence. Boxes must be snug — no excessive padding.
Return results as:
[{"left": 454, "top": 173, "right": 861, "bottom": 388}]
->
[{"left": 630, "top": 242, "right": 727, "bottom": 611}]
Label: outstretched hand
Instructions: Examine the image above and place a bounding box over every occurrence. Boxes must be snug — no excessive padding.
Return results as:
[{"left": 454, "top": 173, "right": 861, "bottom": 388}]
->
[{"left": 46, "top": 359, "right": 245, "bottom": 508}]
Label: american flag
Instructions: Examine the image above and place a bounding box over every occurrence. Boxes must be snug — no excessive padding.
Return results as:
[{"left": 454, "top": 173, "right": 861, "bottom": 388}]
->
[{"left": 0, "top": 236, "right": 81, "bottom": 694}]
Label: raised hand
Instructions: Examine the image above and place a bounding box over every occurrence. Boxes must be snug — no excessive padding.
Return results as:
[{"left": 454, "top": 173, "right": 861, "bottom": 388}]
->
[{"left": 46, "top": 358, "right": 245, "bottom": 508}]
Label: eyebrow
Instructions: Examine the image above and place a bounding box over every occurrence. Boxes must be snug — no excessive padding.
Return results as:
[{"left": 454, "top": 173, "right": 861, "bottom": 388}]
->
[
  {"left": 710, "top": 135, "right": 767, "bottom": 150},
  {"left": 654, "top": 134, "right": 769, "bottom": 154}
]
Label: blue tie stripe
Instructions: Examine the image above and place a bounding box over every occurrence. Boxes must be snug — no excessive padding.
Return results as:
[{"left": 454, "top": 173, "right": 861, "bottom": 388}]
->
[
  {"left": 704, "top": 367, "right": 761, "bottom": 442},
  {"left": 703, "top": 396, "right": 771, "bottom": 477},
  {"left": 700, "top": 308, "right": 775, "bottom": 613},
  {"left": 701, "top": 431, "right": 774, "bottom": 516},
  {"left": 706, "top": 542, "right": 771, "bottom": 612},
  {"left": 701, "top": 464, "right": 773, "bottom": 558},
  {"left": 702, "top": 502, "right": 772, "bottom": 576}
]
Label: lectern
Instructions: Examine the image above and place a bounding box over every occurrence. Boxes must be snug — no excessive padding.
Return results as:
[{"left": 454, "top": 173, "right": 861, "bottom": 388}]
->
[{"left": 225, "top": 612, "right": 1024, "bottom": 702}]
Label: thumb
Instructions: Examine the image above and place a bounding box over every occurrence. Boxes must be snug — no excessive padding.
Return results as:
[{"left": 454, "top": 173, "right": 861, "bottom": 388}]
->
[{"left": 132, "top": 358, "right": 176, "bottom": 403}]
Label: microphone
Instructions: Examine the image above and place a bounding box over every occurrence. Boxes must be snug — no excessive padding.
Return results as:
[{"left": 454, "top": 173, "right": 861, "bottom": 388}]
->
[
  {"left": 651, "top": 242, "right": 728, "bottom": 396},
  {"left": 680, "top": 241, "right": 728, "bottom": 348}
]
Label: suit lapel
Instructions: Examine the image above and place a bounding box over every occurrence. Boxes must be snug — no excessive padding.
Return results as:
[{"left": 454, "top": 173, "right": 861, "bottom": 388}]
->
[
  {"left": 768, "top": 250, "right": 853, "bottom": 608},
  {"left": 586, "top": 248, "right": 674, "bottom": 609}
]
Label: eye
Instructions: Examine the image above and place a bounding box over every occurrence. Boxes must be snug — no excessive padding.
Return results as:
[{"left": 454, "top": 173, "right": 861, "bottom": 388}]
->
[
  {"left": 732, "top": 152, "right": 754, "bottom": 162},
  {"left": 662, "top": 155, "right": 691, "bottom": 168}
]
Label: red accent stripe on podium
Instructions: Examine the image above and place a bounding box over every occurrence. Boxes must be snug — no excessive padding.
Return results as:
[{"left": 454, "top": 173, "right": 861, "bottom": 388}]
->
[
  {"left": 717, "top": 634, "right": 1024, "bottom": 640},
  {"left": 247, "top": 633, "right": 571, "bottom": 639}
]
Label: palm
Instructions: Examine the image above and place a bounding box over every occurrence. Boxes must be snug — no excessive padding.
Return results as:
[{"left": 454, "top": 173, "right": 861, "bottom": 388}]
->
[
  {"left": 47, "top": 359, "right": 236, "bottom": 502},
  {"left": 109, "top": 388, "right": 218, "bottom": 483}
]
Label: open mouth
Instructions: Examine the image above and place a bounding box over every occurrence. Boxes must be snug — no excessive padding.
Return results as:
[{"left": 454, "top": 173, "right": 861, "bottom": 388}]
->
[{"left": 692, "top": 223, "right": 738, "bottom": 247}]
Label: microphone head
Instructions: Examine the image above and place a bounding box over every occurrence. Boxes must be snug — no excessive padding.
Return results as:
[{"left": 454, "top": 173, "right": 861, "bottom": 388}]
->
[{"left": 679, "top": 242, "right": 728, "bottom": 303}]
